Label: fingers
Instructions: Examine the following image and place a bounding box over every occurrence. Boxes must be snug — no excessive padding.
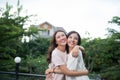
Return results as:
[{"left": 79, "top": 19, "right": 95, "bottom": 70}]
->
[
  {"left": 79, "top": 46, "right": 85, "bottom": 51},
  {"left": 45, "top": 68, "right": 52, "bottom": 75},
  {"left": 46, "top": 73, "right": 54, "bottom": 80}
]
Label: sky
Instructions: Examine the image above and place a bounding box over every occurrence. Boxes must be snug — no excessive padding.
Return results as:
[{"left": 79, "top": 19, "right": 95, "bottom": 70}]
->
[{"left": 0, "top": 0, "right": 120, "bottom": 38}]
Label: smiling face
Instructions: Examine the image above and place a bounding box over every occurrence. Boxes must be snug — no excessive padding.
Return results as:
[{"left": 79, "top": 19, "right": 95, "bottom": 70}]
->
[
  {"left": 67, "top": 33, "right": 79, "bottom": 49},
  {"left": 55, "top": 31, "right": 67, "bottom": 46}
]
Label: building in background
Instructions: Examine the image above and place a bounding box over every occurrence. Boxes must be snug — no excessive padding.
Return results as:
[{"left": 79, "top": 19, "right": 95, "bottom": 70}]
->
[{"left": 30, "top": 21, "right": 66, "bottom": 39}]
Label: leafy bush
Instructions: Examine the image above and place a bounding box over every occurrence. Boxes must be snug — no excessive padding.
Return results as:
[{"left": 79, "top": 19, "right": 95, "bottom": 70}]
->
[{"left": 100, "top": 65, "right": 120, "bottom": 80}]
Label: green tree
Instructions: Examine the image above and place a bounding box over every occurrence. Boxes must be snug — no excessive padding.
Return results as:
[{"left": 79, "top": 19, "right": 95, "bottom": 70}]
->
[
  {"left": 107, "top": 16, "right": 120, "bottom": 64},
  {"left": 99, "top": 16, "right": 120, "bottom": 80},
  {"left": 0, "top": 1, "right": 28, "bottom": 58},
  {"left": 0, "top": 0, "right": 39, "bottom": 71}
]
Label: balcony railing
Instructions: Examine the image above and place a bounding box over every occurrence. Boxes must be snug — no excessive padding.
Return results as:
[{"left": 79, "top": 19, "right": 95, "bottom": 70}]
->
[{"left": 0, "top": 71, "right": 45, "bottom": 80}]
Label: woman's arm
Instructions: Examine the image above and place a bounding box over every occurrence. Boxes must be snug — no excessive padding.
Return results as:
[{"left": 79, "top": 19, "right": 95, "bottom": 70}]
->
[
  {"left": 45, "top": 66, "right": 89, "bottom": 76},
  {"left": 72, "top": 45, "right": 85, "bottom": 57},
  {"left": 58, "top": 65, "right": 89, "bottom": 76}
]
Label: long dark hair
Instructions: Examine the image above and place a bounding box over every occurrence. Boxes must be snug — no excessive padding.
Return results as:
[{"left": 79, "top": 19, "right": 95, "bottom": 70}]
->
[
  {"left": 46, "top": 30, "right": 67, "bottom": 63},
  {"left": 67, "top": 31, "right": 85, "bottom": 58}
]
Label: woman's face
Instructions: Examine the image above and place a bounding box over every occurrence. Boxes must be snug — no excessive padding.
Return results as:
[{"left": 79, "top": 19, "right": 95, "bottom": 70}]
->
[
  {"left": 67, "top": 33, "right": 78, "bottom": 48},
  {"left": 55, "top": 32, "right": 67, "bottom": 46}
]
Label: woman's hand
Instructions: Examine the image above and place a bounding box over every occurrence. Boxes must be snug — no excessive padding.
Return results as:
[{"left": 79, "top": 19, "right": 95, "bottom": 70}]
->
[
  {"left": 79, "top": 46, "right": 85, "bottom": 51},
  {"left": 72, "top": 45, "right": 85, "bottom": 57},
  {"left": 45, "top": 73, "right": 53, "bottom": 80},
  {"left": 72, "top": 45, "right": 80, "bottom": 57},
  {"left": 45, "top": 68, "right": 53, "bottom": 75},
  {"left": 45, "top": 68, "right": 54, "bottom": 80}
]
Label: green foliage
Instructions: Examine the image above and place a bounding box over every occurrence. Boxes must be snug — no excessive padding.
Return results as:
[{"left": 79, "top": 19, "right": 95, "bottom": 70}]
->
[
  {"left": 0, "top": 0, "right": 29, "bottom": 59},
  {"left": 100, "top": 65, "right": 120, "bottom": 80},
  {"left": 20, "top": 55, "right": 48, "bottom": 74},
  {"left": 83, "top": 16, "right": 120, "bottom": 80},
  {"left": 84, "top": 35, "right": 119, "bottom": 71},
  {"left": 16, "top": 37, "right": 50, "bottom": 73},
  {"left": 107, "top": 16, "right": 120, "bottom": 64},
  {"left": 0, "top": 0, "right": 43, "bottom": 74},
  {"left": 19, "top": 37, "right": 50, "bottom": 58},
  {"left": 108, "top": 16, "right": 120, "bottom": 25},
  {"left": 0, "top": 57, "right": 15, "bottom": 71},
  {"left": 25, "top": 26, "right": 40, "bottom": 36},
  {"left": 34, "top": 37, "right": 50, "bottom": 55},
  {"left": 0, "top": 0, "right": 39, "bottom": 57}
]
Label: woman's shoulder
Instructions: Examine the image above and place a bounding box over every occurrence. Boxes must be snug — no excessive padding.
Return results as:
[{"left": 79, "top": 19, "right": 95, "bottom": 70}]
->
[
  {"left": 52, "top": 48, "right": 59, "bottom": 53},
  {"left": 52, "top": 48, "right": 61, "bottom": 55},
  {"left": 52, "top": 48, "right": 57, "bottom": 54}
]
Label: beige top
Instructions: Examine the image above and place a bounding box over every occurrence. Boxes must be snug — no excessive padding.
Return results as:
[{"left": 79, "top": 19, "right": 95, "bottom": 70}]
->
[{"left": 49, "top": 48, "right": 67, "bottom": 80}]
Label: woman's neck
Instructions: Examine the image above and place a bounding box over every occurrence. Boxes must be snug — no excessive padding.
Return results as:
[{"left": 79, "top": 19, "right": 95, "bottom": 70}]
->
[{"left": 57, "top": 45, "right": 66, "bottom": 52}]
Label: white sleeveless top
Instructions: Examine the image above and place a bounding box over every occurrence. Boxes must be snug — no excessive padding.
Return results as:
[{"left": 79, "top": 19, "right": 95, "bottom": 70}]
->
[{"left": 66, "top": 50, "right": 90, "bottom": 80}]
